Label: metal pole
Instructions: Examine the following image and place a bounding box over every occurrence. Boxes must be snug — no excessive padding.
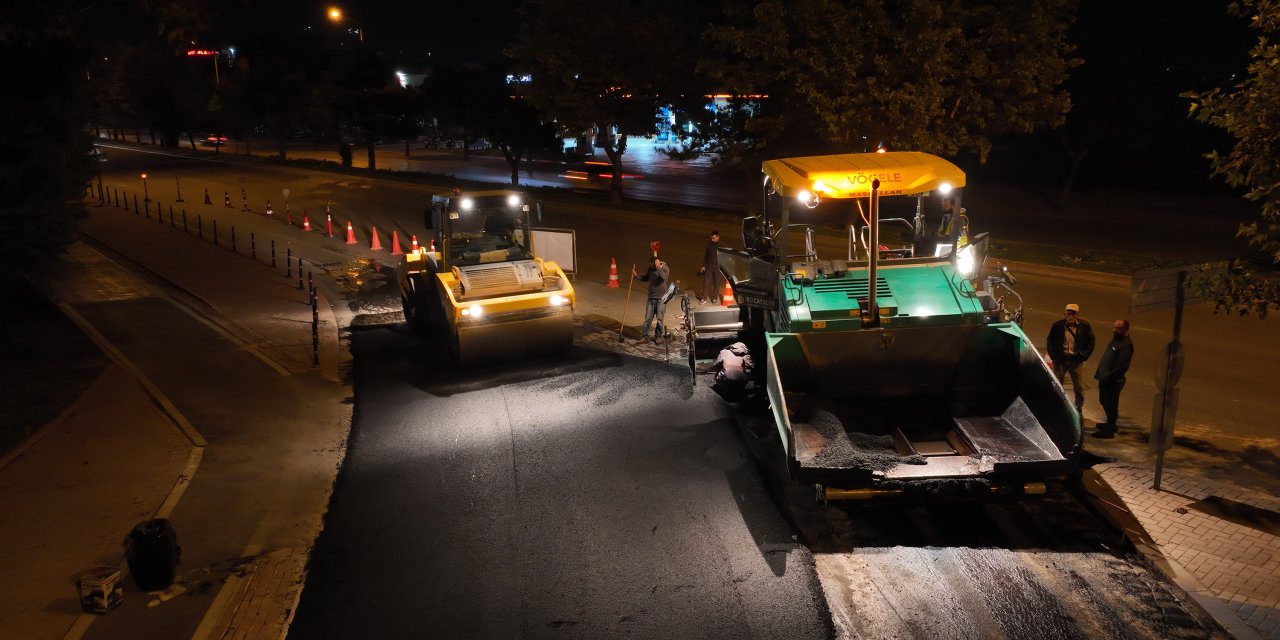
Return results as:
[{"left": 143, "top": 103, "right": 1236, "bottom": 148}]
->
[
  {"left": 198, "top": 214, "right": 203, "bottom": 239},
  {"left": 182, "top": 210, "right": 188, "bottom": 233},
  {"left": 1153, "top": 271, "right": 1188, "bottom": 491},
  {"left": 271, "top": 240, "right": 276, "bottom": 268},
  {"left": 169, "top": 204, "right": 175, "bottom": 227},
  {"left": 175, "top": 176, "right": 184, "bottom": 202},
  {"left": 231, "top": 226, "right": 237, "bottom": 252},
  {"left": 213, "top": 219, "right": 218, "bottom": 246},
  {"left": 287, "top": 248, "right": 292, "bottom": 278},
  {"left": 251, "top": 232, "right": 256, "bottom": 260}
]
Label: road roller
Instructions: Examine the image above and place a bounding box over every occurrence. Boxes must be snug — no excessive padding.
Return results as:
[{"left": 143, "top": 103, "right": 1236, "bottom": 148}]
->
[{"left": 399, "top": 190, "right": 575, "bottom": 367}]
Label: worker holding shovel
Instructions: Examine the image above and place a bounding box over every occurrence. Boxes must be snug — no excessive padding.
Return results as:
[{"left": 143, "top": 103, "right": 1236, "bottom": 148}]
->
[{"left": 631, "top": 256, "right": 671, "bottom": 344}]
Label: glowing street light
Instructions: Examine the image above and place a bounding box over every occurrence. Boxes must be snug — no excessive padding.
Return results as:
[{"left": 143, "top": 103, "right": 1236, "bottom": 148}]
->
[
  {"left": 326, "top": 6, "right": 364, "bottom": 42},
  {"left": 140, "top": 173, "right": 151, "bottom": 203}
]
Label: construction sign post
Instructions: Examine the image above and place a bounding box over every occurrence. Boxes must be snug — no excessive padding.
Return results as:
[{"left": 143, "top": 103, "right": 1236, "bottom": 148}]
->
[{"left": 1128, "top": 263, "right": 1223, "bottom": 490}]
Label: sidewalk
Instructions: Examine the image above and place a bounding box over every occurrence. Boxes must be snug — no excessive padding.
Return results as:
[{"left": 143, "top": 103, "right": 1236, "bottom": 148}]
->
[
  {"left": 0, "top": 200, "right": 350, "bottom": 639},
  {"left": 1086, "top": 464, "right": 1280, "bottom": 640}
]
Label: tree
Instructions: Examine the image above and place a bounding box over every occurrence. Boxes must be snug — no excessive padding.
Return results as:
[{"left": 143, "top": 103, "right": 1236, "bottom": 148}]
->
[
  {"left": 508, "top": 0, "right": 708, "bottom": 202},
  {"left": 701, "top": 0, "right": 1077, "bottom": 162},
  {"left": 1185, "top": 0, "right": 1280, "bottom": 319}
]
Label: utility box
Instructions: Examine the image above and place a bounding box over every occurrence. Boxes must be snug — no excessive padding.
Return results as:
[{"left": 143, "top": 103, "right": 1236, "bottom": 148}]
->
[{"left": 78, "top": 566, "right": 124, "bottom": 613}]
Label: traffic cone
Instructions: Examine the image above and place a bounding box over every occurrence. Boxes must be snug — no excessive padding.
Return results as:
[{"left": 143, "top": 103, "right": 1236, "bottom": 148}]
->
[
  {"left": 391, "top": 231, "right": 403, "bottom": 255},
  {"left": 345, "top": 221, "right": 357, "bottom": 245},
  {"left": 303, "top": 213, "right": 312, "bottom": 231},
  {"left": 370, "top": 226, "right": 383, "bottom": 251},
  {"left": 327, "top": 214, "right": 334, "bottom": 238},
  {"left": 721, "top": 280, "right": 734, "bottom": 307},
  {"left": 224, "top": 191, "right": 232, "bottom": 208},
  {"left": 203, "top": 188, "right": 212, "bottom": 205},
  {"left": 607, "top": 257, "right": 620, "bottom": 288},
  {"left": 286, "top": 204, "right": 293, "bottom": 226},
  {"left": 411, "top": 235, "right": 419, "bottom": 252},
  {"left": 265, "top": 200, "right": 273, "bottom": 217},
  {"left": 429, "top": 238, "right": 436, "bottom": 252}
]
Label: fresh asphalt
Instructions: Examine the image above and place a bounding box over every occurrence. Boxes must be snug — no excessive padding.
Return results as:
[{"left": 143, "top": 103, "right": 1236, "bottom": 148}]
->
[{"left": 288, "top": 328, "right": 832, "bottom": 639}]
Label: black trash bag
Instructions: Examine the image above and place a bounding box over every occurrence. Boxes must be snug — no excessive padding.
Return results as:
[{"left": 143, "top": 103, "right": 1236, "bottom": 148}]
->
[{"left": 125, "top": 518, "right": 181, "bottom": 591}]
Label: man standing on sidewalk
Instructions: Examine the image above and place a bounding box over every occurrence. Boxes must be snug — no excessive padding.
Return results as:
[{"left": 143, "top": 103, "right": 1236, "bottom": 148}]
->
[
  {"left": 697, "top": 230, "right": 722, "bottom": 304},
  {"left": 1093, "top": 319, "right": 1135, "bottom": 438},
  {"left": 632, "top": 256, "right": 670, "bottom": 344},
  {"left": 1046, "top": 303, "right": 1095, "bottom": 414}
]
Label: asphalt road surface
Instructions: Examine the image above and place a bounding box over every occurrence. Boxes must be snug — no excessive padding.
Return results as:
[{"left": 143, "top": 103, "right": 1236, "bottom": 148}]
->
[{"left": 288, "top": 328, "right": 832, "bottom": 639}]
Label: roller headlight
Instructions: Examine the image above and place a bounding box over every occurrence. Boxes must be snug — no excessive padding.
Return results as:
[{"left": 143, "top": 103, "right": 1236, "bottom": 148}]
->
[
  {"left": 461, "top": 304, "right": 484, "bottom": 318},
  {"left": 459, "top": 197, "right": 474, "bottom": 210},
  {"left": 549, "top": 294, "right": 567, "bottom": 306},
  {"left": 938, "top": 182, "right": 953, "bottom": 195},
  {"left": 507, "top": 194, "right": 522, "bottom": 207}
]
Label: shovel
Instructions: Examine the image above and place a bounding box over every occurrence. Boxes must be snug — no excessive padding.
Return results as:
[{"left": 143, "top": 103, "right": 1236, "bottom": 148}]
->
[{"left": 618, "top": 264, "right": 635, "bottom": 342}]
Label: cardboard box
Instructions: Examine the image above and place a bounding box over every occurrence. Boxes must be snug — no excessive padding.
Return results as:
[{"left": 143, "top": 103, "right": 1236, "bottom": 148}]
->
[{"left": 78, "top": 566, "right": 124, "bottom": 614}]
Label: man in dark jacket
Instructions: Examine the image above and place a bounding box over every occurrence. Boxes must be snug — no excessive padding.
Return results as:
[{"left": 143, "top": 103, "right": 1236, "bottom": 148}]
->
[
  {"left": 633, "top": 256, "right": 670, "bottom": 344},
  {"left": 697, "top": 230, "right": 722, "bottom": 304},
  {"left": 1092, "top": 319, "right": 1135, "bottom": 438},
  {"left": 1046, "top": 303, "right": 1095, "bottom": 414}
]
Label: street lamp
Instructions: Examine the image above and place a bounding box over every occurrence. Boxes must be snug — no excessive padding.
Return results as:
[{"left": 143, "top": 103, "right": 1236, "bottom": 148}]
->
[
  {"left": 326, "top": 6, "right": 364, "bottom": 42},
  {"left": 140, "top": 173, "right": 150, "bottom": 203}
]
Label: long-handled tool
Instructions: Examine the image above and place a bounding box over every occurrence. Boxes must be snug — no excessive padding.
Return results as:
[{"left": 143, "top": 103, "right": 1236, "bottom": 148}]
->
[{"left": 618, "top": 264, "right": 636, "bottom": 342}]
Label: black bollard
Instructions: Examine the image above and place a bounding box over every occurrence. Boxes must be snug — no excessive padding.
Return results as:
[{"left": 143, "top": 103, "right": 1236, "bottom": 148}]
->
[
  {"left": 251, "top": 232, "right": 256, "bottom": 260},
  {"left": 134, "top": 194, "right": 139, "bottom": 214},
  {"left": 231, "top": 226, "right": 237, "bottom": 253},
  {"left": 310, "top": 275, "right": 320, "bottom": 366},
  {"left": 286, "top": 248, "right": 292, "bottom": 278},
  {"left": 298, "top": 263, "right": 303, "bottom": 290},
  {"left": 113, "top": 188, "right": 119, "bottom": 207},
  {"left": 182, "top": 210, "right": 188, "bottom": 233},
  {"left": 144, "top": 199, "right": 150, "bottom": 219},
  {"left": 271, "top": 240, "right": 276, "bottom": 268},
  {"left": 124, "top": 193, "right": 130, "bottom": 212},
  {"left": 198, "top": 214, "right": 203, "bottom": 240},
  {"left": 213, "top": 219, "right": 218, "bottom": 246}
]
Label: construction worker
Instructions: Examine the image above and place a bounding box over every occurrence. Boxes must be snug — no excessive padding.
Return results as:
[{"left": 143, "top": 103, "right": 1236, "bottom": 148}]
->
[
  {"left": 1046, "top": 303, "right": 1096, "bottom": 415},
  {"left": 632, "top": 256, "right": 670, "bottom": 344},
  {"left": 697, "top": 230, "right": 722, "bottom": 305}
]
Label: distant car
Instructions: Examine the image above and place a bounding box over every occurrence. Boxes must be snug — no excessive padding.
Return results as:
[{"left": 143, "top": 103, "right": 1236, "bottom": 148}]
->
[
  {"left": 198, "top": 134, "right": 228, "bottom": 146},
  {"left": 560, "top": 160, "right": 644, "bottom": 191}
]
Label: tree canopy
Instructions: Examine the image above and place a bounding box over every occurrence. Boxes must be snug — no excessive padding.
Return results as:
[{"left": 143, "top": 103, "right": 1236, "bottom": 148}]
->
[
  {"left": 1185, "top": 0, "right": 1280, "bottom": 318},
  {"left": 701, "top": 0, "right": 1077, "bottom": 162}
]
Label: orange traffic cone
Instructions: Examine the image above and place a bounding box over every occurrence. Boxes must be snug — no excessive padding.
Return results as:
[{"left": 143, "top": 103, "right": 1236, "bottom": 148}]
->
[
  {"left": 203, "top": 188, "right": 212, "bottom": 205},
  {"left": 345, "top": 221, "right": 357, "bottom": 245},
  {"left": 303, "top": 213, "right": 312, "bottom": 231},
  {"left": 265, "top": 200, "right": 273, "bottom": 217},
  {"left": 429, "top": 238, "right": 436, "bottom": 252},
  {"left": 607, "top": 257, "right": 620, "bottom": 288},
  {"left": 411, "top": 235, "right": 419, "bottom": 252},
  {"left": 721, "top": 280, "right": 734, "bottom": 307},
  {"left": 370, "top": 226, "right": 383, "bottom": 251},
  {"left": 327, "top": 214, "right": 334, "bottom": 238},
  {"left": 390, "top": 230, "right": 403, "bottom": 255}
]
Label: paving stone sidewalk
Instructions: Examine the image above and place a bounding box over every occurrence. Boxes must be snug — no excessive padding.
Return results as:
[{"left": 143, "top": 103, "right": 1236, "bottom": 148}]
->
[{"left": 1097, "top": 463, "right": 1280, "bottom": 640}]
